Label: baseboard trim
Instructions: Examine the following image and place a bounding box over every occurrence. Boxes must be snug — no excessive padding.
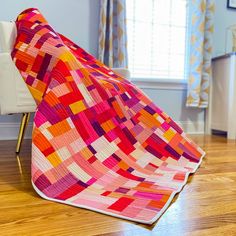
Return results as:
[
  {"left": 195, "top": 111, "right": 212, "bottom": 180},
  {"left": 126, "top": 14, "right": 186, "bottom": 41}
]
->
[
  {"left": 0, "top": 122, "right": 33, "bottom": 140},
  {"left": 0, "top": 120, "right": 204, "bottom": 140}
]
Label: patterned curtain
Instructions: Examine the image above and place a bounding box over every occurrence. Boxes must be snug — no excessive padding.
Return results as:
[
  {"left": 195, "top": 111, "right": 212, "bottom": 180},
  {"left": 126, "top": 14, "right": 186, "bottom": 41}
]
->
[
  {"left": 98, "top": 0, "right": 128, "bottom": 68},
  {"left": 186, "top": 0, "right": 215, "bottom": 108}
]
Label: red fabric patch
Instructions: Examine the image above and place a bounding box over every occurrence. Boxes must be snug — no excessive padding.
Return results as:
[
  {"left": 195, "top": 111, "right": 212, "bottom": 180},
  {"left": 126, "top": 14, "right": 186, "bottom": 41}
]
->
[
  {"left": 16, "top": 59, "right": 28, "bottom": 71},
  {"left": 72, "top": 118, "right": 90, "bottom": 141},
  {"left": 56, "top": 183, "right": 85, "bottom": 200},
  {"left": 88, "top": 156, "right": 97, "bottom": 164},
  {"left": 101, "top": 191, "right": 111, "bottom": 196},
  {"left": 117, "top": 168, "right": 143, "bottom": 181},
  {"left": 55, "top": 60, "right": 71, "bottom": 77},
  {"left": 42, "top": 146, "right": 55, "bottom": 156},
  {"left": 59, "top": 92, "right": 83, "bottom": 106},
  {"left": 108, "top": 197, "right": 134, "bottom": 211},
  {"left": 32, "top": 54, "right": 43, "bottom": 72},
  {"left": 114, "top": 127, "right": 135, "bottom": 154}
]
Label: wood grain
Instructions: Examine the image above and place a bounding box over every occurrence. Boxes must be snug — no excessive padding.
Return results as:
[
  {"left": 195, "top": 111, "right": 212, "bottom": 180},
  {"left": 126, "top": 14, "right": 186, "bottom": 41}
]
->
[{"left": 0, "top": 135, "right": 236, "bottom": 236}]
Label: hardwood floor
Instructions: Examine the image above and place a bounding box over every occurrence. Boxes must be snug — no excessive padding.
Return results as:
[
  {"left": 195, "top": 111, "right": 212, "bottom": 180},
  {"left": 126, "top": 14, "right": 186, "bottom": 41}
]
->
[{"left": 0, "top": 135, "right": 236, "bottom": 236}]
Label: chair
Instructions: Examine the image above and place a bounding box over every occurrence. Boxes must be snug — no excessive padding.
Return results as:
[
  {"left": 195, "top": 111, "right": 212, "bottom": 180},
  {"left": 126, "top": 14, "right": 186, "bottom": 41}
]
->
[
  {"left": 0, "top": 21, "right": 130, "bottom": 153},
  {"left": 0, "top": 21, "right": 36, "bottom": 153}
]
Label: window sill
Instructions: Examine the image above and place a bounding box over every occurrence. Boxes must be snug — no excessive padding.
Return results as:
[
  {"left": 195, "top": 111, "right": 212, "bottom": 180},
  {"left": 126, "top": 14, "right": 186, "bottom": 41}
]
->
[{"left": 130, "top": 78, "right": 187, "bottom": 90}]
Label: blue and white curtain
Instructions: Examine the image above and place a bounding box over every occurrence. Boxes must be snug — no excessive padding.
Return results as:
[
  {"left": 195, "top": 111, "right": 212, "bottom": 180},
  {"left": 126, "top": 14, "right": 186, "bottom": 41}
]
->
[
  {"left": 98, "top": 0, "right": 128, "bottom": 68},
  {"left": 186, "top": 0, "right": 215, "bottom": 108}
]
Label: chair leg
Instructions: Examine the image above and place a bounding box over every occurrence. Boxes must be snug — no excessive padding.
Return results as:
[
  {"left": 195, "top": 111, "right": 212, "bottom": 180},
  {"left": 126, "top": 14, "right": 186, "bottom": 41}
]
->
[{"left": 16, "top": 113, "right": 30, "bottom": 153}]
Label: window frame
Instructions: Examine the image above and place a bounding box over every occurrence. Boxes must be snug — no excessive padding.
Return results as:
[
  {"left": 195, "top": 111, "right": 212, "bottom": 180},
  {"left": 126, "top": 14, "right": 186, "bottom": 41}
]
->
[{"left": 126, "top": 0, "right": 190, "bottom": 89}]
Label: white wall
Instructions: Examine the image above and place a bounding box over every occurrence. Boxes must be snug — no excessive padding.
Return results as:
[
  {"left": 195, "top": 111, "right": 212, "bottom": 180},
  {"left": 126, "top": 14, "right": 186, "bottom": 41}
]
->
[
  {"left": 0, "top": 0, "right": 205, "bottom": 140},
  {"left": 213, "top": 0, "right": 236, "bottom": 57}
]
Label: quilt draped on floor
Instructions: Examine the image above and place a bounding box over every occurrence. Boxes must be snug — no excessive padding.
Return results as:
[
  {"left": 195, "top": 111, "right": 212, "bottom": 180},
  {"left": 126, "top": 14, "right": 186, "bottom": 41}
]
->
[{"left": 12, "top": 8, "right": 205, "bottom": 224}]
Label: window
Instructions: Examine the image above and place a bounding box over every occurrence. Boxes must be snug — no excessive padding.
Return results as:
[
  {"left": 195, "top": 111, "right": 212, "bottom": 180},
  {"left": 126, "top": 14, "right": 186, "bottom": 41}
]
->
[{"left": 126, "top": 0, "right": 188, "bottom": 81}]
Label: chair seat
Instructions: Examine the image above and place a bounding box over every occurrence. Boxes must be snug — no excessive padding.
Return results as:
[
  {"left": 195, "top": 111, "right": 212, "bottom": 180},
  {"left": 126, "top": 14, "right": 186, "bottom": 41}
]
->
[{"left": 0, "top": 53, "right": 36, "bottom": 115}]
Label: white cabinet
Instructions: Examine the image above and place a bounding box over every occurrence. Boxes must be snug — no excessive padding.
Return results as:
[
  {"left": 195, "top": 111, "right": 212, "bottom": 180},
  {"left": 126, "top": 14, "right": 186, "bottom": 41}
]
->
[{"left": 210, "top": 53, "right": 236, "bottom": 139}]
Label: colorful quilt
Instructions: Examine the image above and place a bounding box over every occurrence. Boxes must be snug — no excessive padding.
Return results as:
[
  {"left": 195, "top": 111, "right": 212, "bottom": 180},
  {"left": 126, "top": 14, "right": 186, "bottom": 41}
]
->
[{"left": 12, "top": 8, "right": 205, "bottom": 224}]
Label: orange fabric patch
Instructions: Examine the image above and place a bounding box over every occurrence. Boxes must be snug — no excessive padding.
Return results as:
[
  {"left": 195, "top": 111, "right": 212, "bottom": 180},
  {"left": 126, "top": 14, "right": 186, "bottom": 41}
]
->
[
  {"left": 47, "top": 152, "right": 62, "bottom": 167},
  {"left": 139, "top": 110, "right": 161, "bottom": 128},
  {"left": 33, "top": 130, "right": 52, "bottom": 151},
  {"left": 48, "top": 120, "right": 71, "bottom": 137},
  {"left": 101, "top": 120, "right": 115, "bottom": 132}
]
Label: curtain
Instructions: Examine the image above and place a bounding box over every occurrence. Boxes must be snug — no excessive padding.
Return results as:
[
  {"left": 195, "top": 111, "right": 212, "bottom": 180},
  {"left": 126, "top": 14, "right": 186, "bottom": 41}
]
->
[
  {"left": 186, "top": 0, "right": 215, "bottom": 108},
  {"left": 98, "top": 0, "right": 128, "bottom": 68}
]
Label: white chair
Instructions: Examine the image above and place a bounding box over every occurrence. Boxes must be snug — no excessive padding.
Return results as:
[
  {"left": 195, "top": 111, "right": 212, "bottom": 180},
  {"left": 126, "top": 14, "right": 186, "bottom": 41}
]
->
[
  {"left": 0, "top": 21, "right": 36, "bottom": 153},
  {"left": 0, "top": 21, "right": 130, "bottom": 153}
]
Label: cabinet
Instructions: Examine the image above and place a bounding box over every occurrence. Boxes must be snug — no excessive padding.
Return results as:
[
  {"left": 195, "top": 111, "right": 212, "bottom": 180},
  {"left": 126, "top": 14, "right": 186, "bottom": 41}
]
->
[{"left": 210, "top": 53, "right": 236, "bottom": 139}]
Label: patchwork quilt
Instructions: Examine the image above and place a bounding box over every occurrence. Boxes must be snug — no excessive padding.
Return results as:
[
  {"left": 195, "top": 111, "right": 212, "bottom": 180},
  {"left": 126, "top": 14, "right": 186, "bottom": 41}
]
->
[{"left": 12, "top": 8, "right": 205, "bottom": 224}]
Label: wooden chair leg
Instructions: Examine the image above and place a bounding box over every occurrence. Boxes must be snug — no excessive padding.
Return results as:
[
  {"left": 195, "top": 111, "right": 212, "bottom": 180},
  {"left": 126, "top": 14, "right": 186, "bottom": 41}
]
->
[{"left": 16, "top": 113, "right": 30, "bottom": 153}]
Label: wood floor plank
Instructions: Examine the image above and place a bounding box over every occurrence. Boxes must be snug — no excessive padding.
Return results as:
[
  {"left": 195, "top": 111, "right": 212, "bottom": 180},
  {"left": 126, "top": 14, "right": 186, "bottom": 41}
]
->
[{"left": 0, "top": 135, "right": 236, "bottom": 236}]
